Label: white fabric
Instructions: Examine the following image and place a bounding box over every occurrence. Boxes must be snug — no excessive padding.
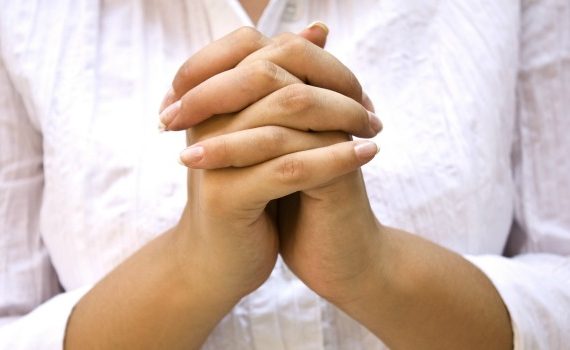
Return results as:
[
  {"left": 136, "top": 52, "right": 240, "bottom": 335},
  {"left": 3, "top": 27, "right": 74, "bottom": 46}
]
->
[{"left": 0, "top": 0, "right": 568, "bottom": 349}]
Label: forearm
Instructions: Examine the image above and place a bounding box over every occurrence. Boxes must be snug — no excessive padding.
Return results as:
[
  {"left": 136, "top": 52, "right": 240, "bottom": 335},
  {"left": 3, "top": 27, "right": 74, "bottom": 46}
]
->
[
  {"left": 335, "top": 226, "right": 513, "bottom": 350},
  {"left": 64, "top": 226, "right": 237, "bottom": 350}
]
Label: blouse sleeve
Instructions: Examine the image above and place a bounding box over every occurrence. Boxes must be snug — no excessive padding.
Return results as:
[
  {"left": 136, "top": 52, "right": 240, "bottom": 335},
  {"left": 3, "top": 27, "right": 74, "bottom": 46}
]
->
[
  {"left": 0, "top": 50, "right": 89, "bottom": 349},
  {"left": 466, "top": 1, "right": 570, "bottom": 348}
]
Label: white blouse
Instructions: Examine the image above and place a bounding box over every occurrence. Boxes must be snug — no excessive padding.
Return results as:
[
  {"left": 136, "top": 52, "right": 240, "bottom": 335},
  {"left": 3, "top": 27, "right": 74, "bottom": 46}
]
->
[{"left": 0, "top": 0, "right": 568, "bottom": 349}]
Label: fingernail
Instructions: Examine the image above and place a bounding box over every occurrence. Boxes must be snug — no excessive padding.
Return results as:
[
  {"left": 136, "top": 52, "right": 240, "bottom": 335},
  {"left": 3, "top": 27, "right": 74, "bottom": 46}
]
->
[
  {"left": 158, "top": 120, "right": 167, "bottom": 133},
  {"left": 159, "top": 100, "right": 181, "bottom": 132},
  {"left": 368, "top": 111, "right": 383, "bottom": 134},
  {"left": 306, "top": 21, "right": 329, "bottom": 35},
  {"left": 355, "top": 141, "right": 379, "bottom": 161},
  {"left": 179, "top": 145, "right": 204, "bottom": 166},
  {"left": 159, "top": 88, "right": 177, "bottom": 114}
]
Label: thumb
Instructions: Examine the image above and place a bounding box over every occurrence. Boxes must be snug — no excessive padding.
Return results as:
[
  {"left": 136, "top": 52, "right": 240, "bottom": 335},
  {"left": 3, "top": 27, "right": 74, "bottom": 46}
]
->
[{"left": 299, "top": 21, "right": 329, "bottom": 48}]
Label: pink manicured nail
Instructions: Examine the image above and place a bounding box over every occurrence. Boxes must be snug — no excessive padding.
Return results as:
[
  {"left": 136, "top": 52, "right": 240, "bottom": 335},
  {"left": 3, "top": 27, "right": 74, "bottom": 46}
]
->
[
  {"left": 159, "top": 88, "right": 177, "bottom": 113},
  {"left": 368, "top": 111, "right": 383, "bottom": 134},
  {"left": 306, "top": 21, "right": 329, "bottom": 35},
  {"left": 179, "top": 145, "right": 204, "bottom": 166},
  {"left": 354, "top": 141, "right": 379, "bottom": 161},
  {"left": 158, "top": 100, "right": 181, "bottom": 132}
]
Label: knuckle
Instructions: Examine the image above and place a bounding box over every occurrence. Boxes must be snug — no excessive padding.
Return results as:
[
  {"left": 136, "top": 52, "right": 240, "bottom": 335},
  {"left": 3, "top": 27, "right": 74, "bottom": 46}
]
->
[
  {"left": 234, "top": 26, "right": 263, "bottom": 42},
  {"left": 173, "top": 62, "right": 192, "bottom": 93},
  {"left": 276, "top": 156, "right": 307, "bottom": 185},
  {"left": 326, "top": 147, "right": 343, "bottom": 165},
  {"left": 345, "top": 71, "right": 363, "bottom": 101},
  {"left": 217, "top": 137, "right": 231, "bottom": 164},
  {"left": 262, "top": 126, "right": 287, "bottom": 155},
  {"left": 273, "top": 31, "right": 298, "bottom": 44},
  {"left": 267, "top": 126, "right": 287, "bottom": 146},
  {"left": 180, "top": 60, "right": 192, "bottom": 80},
  {"left": 278, "top": 84, "right": 315, "bottom": 115},
  {"left": 274, "top": 32, "right": 308, "bottom": 56},
  {"left": 235, "top": 127, "right": 285, "bottom": 166},
  {"left": 247, "top": 59, "right": 279, "bottom": 86}
]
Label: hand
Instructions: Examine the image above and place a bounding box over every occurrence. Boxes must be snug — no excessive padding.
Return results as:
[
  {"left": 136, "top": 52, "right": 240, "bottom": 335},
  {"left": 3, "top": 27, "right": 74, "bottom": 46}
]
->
[
  {"left": 158, "top": 24, "right": 368, "bottom": 131},
  {"left": 164, "top": 26, "right": 514, "bottom": 350},
  {"left": 175, "top": 103, "right": 379, "bottom": 304},
  {"left": 65, "top": 26, "right": 371, "bottom": 349},
  {"left": 162, "top": 25, "right": 383, "bottom": 305},
  {"left": 165, "top": 25, "right": 381, "bottom": 304},
  {"left": 183, "top": 124, "right": 381, "bottom": 307}
]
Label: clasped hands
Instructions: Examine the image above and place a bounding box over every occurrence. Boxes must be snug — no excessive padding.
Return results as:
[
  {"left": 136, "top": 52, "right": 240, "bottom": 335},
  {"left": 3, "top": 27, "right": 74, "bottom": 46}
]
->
[
  {"left": 64, "top": 24, "right": 512, "bottom": 350},
  {"left": 160, "top": 25, "right": 383, "bottom": 308}
]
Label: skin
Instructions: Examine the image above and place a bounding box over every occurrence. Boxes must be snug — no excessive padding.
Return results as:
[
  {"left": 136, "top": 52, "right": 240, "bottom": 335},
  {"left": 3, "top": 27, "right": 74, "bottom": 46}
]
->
[
  {"left": 165, "top": 25, "right": 514, "bottom": 350},
  {"left": 239, "top": 0, "right": 268, "bottom": 24},
  {"left": 64, "top": 26, "right": 377, "bottom": 350},
  {"left": 65, "top": 3, "right": 513, "bottom": 350}
]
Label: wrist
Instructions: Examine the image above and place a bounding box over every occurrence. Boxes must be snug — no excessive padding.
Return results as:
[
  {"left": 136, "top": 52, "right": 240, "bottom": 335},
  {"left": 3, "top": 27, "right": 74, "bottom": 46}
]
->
[
  {"left": 65, "top": 226, "right": 239, "bottom": 349},
  {"left": 328, "top": 224, "right": 413, "bottom": 308},
  {"left": 315, "top": 219, "right": 387, "bottom": 306},
  {"left": 168, "top": 217, "right": 244, "bottom": 312},
  {"left": 322, "top": 225, "right": 514, "bottom": 350}
]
